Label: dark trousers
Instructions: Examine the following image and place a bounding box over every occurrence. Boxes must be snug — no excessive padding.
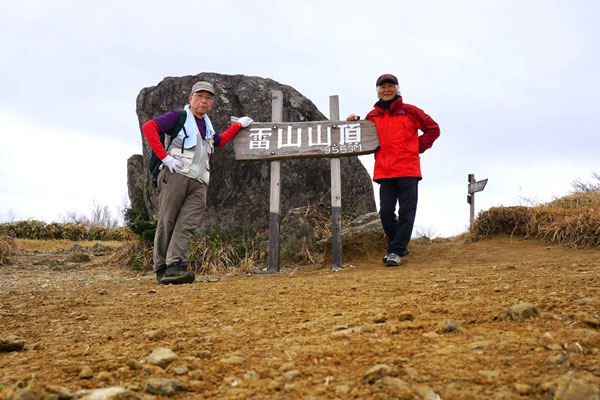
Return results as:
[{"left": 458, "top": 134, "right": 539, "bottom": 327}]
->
[{"left": 379, "top": 177, "right": 419, "bottom": 254}]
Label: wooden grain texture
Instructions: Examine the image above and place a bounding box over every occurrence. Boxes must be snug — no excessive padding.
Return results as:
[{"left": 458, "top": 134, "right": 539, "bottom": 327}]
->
[{"left": 233, "top": 120, "right": 379, "bottom": 161}]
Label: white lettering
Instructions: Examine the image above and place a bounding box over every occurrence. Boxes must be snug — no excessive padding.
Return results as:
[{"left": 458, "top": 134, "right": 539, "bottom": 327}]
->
[
  {"left": 278, "top": 126, "right": 301, "bottom": 149},
  {"left": 338, "top": 123, "right": 362, "bottom": 145},
  {"left": 248, "top": 128, "right": 273, "bottom": 150},
  {"left": 308, "top": 125, "right": 331, "bottom": 147}
]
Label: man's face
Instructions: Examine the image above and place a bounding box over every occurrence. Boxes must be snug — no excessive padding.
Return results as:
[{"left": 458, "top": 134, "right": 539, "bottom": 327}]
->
[
  {"left": 377, "top": 82, "right": 397, "bottom": 101},
  {"left": 189, "top": 91, "right": 214, "bottom": 117}
]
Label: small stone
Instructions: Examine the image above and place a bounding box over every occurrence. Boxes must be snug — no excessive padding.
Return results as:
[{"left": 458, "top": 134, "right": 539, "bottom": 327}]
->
[
  {"left": 573, "top": 329, "right": 600, "bottom": 346},
  {"left": 173, "top": 366, "right": 188, "bottom": 375},
  {"left": 244, "top": 370, "right": 260, "bottom": 381},
  {"left": 0, "top": 336, "right": 25, "bottom": 352},
  {"left": 546, "top": 343, "right": 563, "bottom": 351},
  {"left": 375, "top": 376, "right": 410, "bottom": 390},
  {"left": 554, "top": 374, "right": 599, "bottom": 400},
  {"left": 45, "top": 385, "right": 74, "bottom": 399},
  {"left": 127, "top": 359, "right": 142, "bottom": 371},
  {"left": 363, "top": 364, "right": 393, "bottom": 384},
  {"left": 440, "top": 319, "right": 461, "bottom": 333},
  {"left": 513, "top": 383, "right": 532, "bottom": 395},
  {"left": 79, "top": 365, "right": 94, "bottom": 379},
  {"left": 143, "top": 328, "right": 167, "bottom": 341},
  {"left": 283, "top": 383, "right": 295, "bottom": 392},
  {"left": 268, "top": 379, "right": 282, "bottom": 391},
  {"left": 147, "top": 347, "right": 177, "bottom": 369},
  {"left": 282, "top": 370, "right": 301, "bottom": 379},
  {"left": 330, "top": 326, "right": 363, "bottom": 337},
  {"left": 548, "top": 353, "right": 569, "bottom": 366},
  {"left": 373, "top": 313, "right": 387, "bottom": 323},
  {"left": 335, "top": 385, "right": 351, "bottom": 395},
  {"left": 68, "top": 253, "right": 91, "bottom": 263},
  {"left": 223, "top": 376, "right": 241, "bottom": 387},
  {"left": 144, "top": 378, "right": 183, "bottom": 397},
  {"left": 398, "top": 311, "right": 414, "bottom": 321},
  {"left": 495, "top": 302, "right": 540, "bottom": 321},
  {"left": 414, "top": 385, "right": 442, "bottom": 400},
  {"left": 219, "top": 355, "right": 244, "bottom": 365},
  {"left": 79, "top": 386, "right": 140, "bottom": 400}
]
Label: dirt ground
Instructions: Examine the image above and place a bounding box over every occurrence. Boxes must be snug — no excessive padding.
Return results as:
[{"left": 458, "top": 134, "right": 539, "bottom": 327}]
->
[{"left": 1, "top": 236, "right": 599, "bottom": 399}]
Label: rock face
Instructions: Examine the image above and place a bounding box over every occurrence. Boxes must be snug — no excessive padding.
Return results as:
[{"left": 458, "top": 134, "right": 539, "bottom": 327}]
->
[
  {"left": 126, "top": 154, "right": 145, "bottom": 212},
  {"left": 132, "top": 73, "right": 376, "bottom": 239}
]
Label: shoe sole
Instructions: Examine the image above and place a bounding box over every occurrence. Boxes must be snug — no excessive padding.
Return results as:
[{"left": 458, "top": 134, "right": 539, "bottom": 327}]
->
[
  {"left": 160, "top": 274, "right": 195, "bottom": 285},
  {"left": 386, "top": 261, "right": 402, "bottom": 267}
]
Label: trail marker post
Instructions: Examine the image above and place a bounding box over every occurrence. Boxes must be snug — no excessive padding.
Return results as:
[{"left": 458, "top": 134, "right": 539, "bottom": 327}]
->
[
  {"left": 329, "top": 95, "right": 342, "bottom": 271},
  {"left": 467, "top": 173, "right": 488, "bottom": 227},
  {"left": 233, "top": 92, "right": 379, "bottom": 272}
]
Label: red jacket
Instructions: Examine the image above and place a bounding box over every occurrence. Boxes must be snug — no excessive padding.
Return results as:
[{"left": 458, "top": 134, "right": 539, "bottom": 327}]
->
[{"left": 366, "top": 96, "right": 440, "bottom": 181}]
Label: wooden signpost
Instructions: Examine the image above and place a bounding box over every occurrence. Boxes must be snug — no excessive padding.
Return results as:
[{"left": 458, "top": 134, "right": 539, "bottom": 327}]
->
[
  {"left": 233, "top": 90, "right": 379, "bottom": 272},
  {"left": 467, "top": 173, "right": 488, "bottom": 227}
]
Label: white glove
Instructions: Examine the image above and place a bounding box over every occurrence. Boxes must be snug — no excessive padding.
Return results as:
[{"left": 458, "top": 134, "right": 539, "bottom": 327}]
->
[
  {"left": 237, "top": 116, "right": 253, "bottom": 128},
  {"left": 162, "top": 155, "right": 183, "bottom": 173}
]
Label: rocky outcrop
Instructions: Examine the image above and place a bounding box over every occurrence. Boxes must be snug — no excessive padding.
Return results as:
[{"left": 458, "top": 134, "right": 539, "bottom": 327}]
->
[
  {"left": 131, "top": 73, "right": 376, "bottom": 239},
  {"left": 318, "top": 212, "right": 387, "bottom": 260},
  {"left": 126, "top": 154, "right": 145, "bottom": 212}
]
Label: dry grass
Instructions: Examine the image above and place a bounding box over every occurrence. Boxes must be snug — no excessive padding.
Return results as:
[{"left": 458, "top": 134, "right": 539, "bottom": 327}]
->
[
  {"left": 0, "top": 221, "right": 133, "bottom": 241},
  {"left": 0, "top": 235, "right": 17, "bottom": 265},
  {"left": 188, "top": 233, "right": 263, "bottom": 275},
  {"left": 472, "top": 191, "right": 600, "bottom": 248},
  {"left": 109, "top": 240, "right": 153, "bottom": 271}
]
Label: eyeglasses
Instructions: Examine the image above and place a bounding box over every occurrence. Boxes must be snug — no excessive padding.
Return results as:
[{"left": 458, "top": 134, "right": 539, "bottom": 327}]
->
[{"left": 193, "top": 94, "right": 214, "bottom": 102}]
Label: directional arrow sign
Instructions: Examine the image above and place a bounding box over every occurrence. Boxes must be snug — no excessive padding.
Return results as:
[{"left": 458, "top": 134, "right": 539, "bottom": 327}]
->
[{"left": 468, "top": 179, "right": 488, "bottom": 194}]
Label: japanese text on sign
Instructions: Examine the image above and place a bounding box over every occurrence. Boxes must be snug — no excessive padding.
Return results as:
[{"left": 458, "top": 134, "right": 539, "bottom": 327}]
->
[{"left": 248, "top": 123, "right": 362, "bottom": 154}]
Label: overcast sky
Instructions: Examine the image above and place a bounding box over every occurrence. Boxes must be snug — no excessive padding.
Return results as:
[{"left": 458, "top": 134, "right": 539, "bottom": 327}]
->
[{"left": 1, "top": 0, "right": 598, "bottom": 237}]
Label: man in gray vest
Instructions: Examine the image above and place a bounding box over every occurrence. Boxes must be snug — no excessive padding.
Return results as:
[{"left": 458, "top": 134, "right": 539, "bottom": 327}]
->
[{"left": 142, "top": 81, "right": 253, "bottom": 284}]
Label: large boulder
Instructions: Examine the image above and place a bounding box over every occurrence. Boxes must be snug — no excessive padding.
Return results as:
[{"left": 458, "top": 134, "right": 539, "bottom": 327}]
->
[
  {"left": 126, "top": 154, "right": 145, "bottom": 212},
  {"left": 131, "top": 73, "right": 376, "bottom": 239}
]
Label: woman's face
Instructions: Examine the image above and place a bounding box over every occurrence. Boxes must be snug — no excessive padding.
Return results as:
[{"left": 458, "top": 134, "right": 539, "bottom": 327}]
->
[{"left": 378, "top": 82, "right": 397, "bottom": 101}]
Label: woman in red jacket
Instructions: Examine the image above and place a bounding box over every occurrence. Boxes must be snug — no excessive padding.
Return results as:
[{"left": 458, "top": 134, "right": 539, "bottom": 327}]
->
[{"left": 347, "top": 74, "right": 440, "bottom": 266}]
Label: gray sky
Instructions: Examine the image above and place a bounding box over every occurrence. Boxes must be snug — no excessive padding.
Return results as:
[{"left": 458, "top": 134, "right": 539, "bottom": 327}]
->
[{"left": 1, "top": 0, "right": 598, "bottom": 237}]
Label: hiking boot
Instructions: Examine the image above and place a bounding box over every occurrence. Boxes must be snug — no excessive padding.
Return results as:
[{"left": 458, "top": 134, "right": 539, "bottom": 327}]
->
[
  {"left": 385, "top": 252, "right": 402, "bottom": 267},
  {"left": 383, "top": 249, "right": 409, "bottom": 264},
  {"left": 156, "top": 260, "right": 195, "bottom": 285}
]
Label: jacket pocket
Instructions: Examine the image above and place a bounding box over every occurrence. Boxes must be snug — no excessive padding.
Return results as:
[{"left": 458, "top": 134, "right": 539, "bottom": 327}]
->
[
  {"left": 169, "top": 148, "right": 195, "bottom": 174},
  {"left": 158, "top": 168, "right": 169, "bottom": 191}
]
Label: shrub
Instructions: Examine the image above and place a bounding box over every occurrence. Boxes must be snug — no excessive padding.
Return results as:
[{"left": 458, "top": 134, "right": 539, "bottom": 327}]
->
[
  {"left": 0, "top": 236, "right": 17, "bottom": 266},
  {"left": 124, "top": 208, "right": 156, "bottom": 243},
  {"left": 471, "top": 191, "right": 600, "bottom": 248}
]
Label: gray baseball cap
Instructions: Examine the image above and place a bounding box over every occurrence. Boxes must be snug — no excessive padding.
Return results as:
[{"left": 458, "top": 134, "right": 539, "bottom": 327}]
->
[{"left": 191, "top": 81, "right": 215, "bottom": 95}]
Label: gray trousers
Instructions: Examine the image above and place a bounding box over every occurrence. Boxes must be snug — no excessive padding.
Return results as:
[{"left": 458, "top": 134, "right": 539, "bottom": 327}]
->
[{"left": 153, "top": 168, "right": 207, "bottom": 271}]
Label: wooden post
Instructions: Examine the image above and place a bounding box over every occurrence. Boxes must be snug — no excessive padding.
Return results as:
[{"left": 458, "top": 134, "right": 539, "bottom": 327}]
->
[
  {"left": 329, "top": 95, "right": 343, "bottom": 271},
  {"left": 267, "top": 90, "right": 283, "bottom": 273},
  {"left": 467, "top": 173, "right": 488, "bottom": 228},
  {"left": 468, "top": 174, "right": 475, "bottom": 227}
]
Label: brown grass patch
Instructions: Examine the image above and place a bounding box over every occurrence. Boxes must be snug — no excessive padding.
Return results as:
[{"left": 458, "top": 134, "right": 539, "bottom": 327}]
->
[
  {"left": 1, "top": 235, "right": 17, "bottom": 265},
  {"left": 472, "top": 191, "right": 600, "bottom": 248}
]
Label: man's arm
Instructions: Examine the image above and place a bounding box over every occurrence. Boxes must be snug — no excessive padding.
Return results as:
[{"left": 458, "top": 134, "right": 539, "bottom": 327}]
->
[
  {"left": 142, "top": 120, "right": 168, "bottom": 159},
  {"left": 214, "top": 116, "right": 253, "bottom": 148}
]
